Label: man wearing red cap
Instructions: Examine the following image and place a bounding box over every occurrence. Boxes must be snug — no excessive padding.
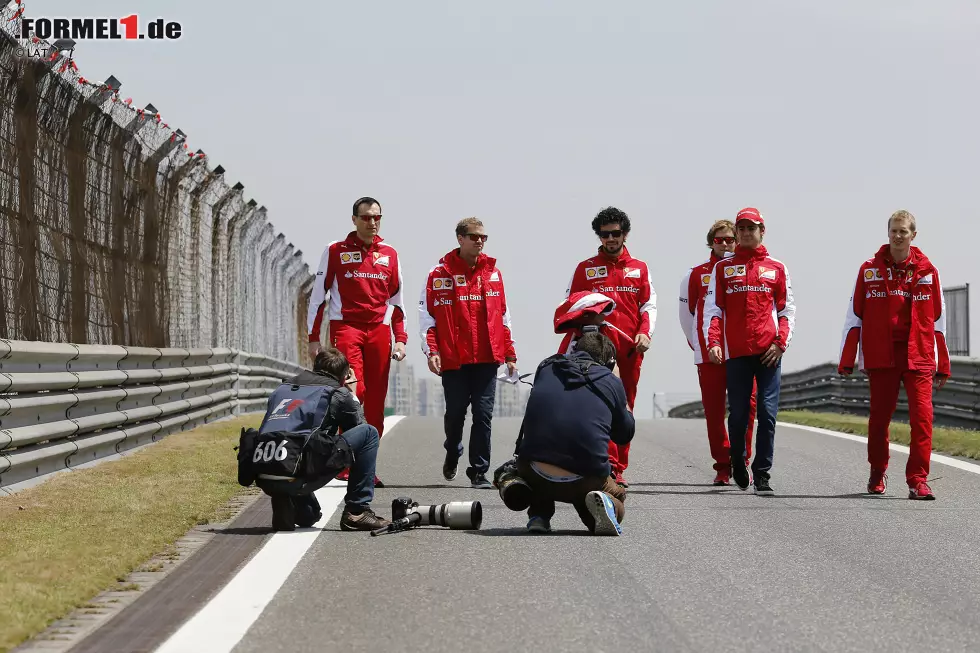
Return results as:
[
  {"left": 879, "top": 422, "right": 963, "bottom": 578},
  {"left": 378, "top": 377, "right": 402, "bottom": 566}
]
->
[
  {"left": 837, "top": 210, "right": 950, "bottom": 500},
  {"left": 702, "top": 207, "right": 795, "bottom": 495},
  {"left": 307, "top": 197, "right": 408, "bottom": 486},
  {"left": 679, "top": 218, "right": 757, "bottom": 485},
  {"left": 563, "top": 207, "right": 656, "bottom": 487}
]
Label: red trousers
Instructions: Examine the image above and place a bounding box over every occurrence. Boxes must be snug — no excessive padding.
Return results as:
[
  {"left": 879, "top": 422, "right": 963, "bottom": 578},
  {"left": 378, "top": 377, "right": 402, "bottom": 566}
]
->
[
  {"left": 330, "top": 321, "right": 392, "bottom": 438},
  {"left": 697, "top": 362, "right": 756, "bottom": 472},
  {"left": 867, "top": 341, "right": 934, "bottom": 486},
  {"left": 608, "top": 348, "right": 643, "bottom": 475}
]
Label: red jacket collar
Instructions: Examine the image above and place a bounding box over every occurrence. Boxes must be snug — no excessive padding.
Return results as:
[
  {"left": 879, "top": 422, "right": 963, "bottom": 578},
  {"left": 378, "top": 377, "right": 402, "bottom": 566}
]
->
[
  {"left": 734, "top": 244, "right": 768, "bottom": 260},
  {"left": 596, "top": 245, "right": 633, "bottom": 266},
  {"left": 344, "top": 231, "right": 383, "bottom": 250},
  {"left": 442, "top": 248, "right": 495, "bottom": 274},
  {"left": 874, "top": 244, "right": 931, "bottom": 273}
]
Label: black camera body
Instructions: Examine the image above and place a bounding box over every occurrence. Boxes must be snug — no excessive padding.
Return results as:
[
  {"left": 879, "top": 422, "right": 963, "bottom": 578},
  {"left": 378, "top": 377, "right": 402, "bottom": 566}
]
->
[
  {"left": 492, "top": 458, "right": 533, "bottom": 511},
  {"left": 391, "top": 496, "right": 417, "bottom": 521}
]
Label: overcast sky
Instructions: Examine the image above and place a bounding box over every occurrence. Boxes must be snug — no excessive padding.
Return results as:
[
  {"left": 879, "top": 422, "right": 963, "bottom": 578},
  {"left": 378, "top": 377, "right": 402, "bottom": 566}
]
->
[{"left": 33, "top": 0, "right": 980, "bottom": 418}]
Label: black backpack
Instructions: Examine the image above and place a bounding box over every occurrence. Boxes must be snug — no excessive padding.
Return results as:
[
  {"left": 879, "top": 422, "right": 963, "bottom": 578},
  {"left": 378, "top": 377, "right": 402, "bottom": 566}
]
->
[{"left": 237, "top": 381, "right": 352, "bottom": 488}]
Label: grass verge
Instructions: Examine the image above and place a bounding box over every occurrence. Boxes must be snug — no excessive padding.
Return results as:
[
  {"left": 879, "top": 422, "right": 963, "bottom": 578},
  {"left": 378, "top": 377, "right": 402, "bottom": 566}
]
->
[
  {"left": 0, "top": 414, "right": 261, "bottom": 653},
  {"left": 779, "top": 410, "right": 980, "bottom": 461}
]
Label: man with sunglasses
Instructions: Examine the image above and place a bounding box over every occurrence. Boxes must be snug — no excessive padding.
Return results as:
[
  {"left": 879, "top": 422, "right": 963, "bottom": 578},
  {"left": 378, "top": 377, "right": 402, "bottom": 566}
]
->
[
  {"left": 702, "top": 207, "right": 796, "bottom": 495},
  {"left": 564, "top": 206, "right": 657, "bottom": 487},
  {"left": 679, "top": 219, "right": 757, "bottom": 486},
  {"left": 419, "top": 217, "right": 518, "bottom": 488},
  {"left": 307, "top": 197, "right": 408, "bottom": 486}
]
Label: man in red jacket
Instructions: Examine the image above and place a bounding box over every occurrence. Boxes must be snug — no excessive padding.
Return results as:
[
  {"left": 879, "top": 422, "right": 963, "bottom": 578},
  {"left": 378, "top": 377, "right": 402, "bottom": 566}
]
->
[
  {"left": 419, "top": 217, "right": 518, "bottom": 489},
  {"left": 307, "top": 197, "right": 408, "bottom": 485},
  {"left": 564, "top": 206, "right": 656, "bottom": 487},
  {"left": 837, "top": 210, "right": 950, "bottom": 500},
  {"left": 679, "top": 218, "right": 757, "bottom": 485},
  {"left": 703, "top": 207, "right": 795, "bottom": 495}
]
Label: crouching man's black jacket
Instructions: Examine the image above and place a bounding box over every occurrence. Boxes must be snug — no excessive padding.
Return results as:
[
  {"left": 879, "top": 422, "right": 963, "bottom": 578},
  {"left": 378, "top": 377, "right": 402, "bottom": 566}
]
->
[{"left": 517, "top": 351, "right": 635, "bottom": 478}]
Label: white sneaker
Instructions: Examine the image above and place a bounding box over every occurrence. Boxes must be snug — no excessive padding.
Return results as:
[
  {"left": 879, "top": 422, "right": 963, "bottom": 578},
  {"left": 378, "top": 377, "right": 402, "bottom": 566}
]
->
[
  {"left": 527, "top": 516, "right": 551, "bottom": 533},
  {"left": 586, "top": 491, "right": 622, "bottom": 536}
]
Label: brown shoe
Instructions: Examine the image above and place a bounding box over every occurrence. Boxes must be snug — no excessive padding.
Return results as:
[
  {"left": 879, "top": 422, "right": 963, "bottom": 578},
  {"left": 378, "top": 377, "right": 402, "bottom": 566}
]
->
[{"left": 340, "top": 507, "right": 390, "bottom": 531}]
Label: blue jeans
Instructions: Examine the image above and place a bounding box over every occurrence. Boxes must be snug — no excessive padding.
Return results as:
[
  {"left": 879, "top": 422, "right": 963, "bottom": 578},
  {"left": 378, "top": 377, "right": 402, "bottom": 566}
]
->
[
  {"left": 726, "top": 355, "right": 781, "bottom": 479},
  {"left": 340, "top": 423, "right": 379, "bottom": 510},
  {"left": 442, "top": 363, "right": 498, "bottom": 477}
]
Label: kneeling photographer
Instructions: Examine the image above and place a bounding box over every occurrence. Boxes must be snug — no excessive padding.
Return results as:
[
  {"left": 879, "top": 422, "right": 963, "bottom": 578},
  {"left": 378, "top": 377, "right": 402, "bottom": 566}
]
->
[
  {"left": 502, "top": 330, "right": 634, "bottom": 535},
  {"left": 238, "top": 347, "right": 390, "bottom": 532}
]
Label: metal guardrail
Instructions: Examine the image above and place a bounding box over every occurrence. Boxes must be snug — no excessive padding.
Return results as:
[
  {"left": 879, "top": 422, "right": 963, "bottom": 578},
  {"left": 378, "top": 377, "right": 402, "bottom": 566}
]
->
[
  {"left": 0, "top": 339, "right": 304, "bottom": 490},
  {"left": 668, "top": 356, "right": 980, "bottom": 430}
]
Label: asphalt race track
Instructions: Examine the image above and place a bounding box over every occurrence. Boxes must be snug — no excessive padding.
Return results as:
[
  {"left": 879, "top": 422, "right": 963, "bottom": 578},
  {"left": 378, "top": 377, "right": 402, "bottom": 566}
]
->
[{"left": 71, "top": 417, "right": 980, "bottom": 652}]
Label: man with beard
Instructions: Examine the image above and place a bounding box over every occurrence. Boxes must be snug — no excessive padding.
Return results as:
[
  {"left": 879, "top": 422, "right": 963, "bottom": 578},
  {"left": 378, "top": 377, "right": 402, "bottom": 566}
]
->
[{"left": 563, "top": 206, "right": 656, "bottom": 487}]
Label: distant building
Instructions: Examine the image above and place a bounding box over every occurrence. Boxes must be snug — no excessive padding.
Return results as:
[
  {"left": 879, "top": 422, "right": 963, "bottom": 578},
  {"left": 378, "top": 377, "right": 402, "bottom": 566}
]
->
[
  {"left": 385, "top": 362, "right": 416, "bottom": 416},
  {"left": 416, "top": 377, "right": 445, "bottom": 416},
  {"left": 494, "top": 380, "right": 529, "bottom": 417}
]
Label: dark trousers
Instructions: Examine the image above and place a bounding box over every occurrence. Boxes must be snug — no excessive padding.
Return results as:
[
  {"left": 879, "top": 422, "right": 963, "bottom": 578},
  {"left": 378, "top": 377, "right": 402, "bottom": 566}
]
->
[
  {"left": 516, "top": 459, "right": 627, "bottom": 532},
  {"left": 442, "top": 363, "right": 498, "bottom": 477},
  {"left": 726, "top": 354, "right": 781, "bottom": 480}
]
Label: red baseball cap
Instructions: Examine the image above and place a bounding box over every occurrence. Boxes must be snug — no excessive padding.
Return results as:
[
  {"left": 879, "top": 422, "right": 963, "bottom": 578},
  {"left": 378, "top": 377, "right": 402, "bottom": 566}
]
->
[{"left": 736, "top": 207, "right": 764, "bottom": 225}]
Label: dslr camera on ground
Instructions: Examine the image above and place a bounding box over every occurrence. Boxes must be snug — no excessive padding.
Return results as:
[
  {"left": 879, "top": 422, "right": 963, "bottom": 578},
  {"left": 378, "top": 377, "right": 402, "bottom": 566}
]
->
[{"left": 370, "top": 497, "right": 483, "bottom": 536}]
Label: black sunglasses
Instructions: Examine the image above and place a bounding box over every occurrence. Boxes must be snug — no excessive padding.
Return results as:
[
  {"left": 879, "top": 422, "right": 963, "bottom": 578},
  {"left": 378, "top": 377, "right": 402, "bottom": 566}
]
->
[
  {"left": 599, "top": 229, "right": 623, "bottom": 239},
  {"left": 464, "top": 233, "right": 488, "bottom": 242}
]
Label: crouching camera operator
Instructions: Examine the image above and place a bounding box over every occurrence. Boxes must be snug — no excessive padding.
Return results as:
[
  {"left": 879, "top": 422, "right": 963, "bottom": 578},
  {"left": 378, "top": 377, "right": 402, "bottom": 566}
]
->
[
  {"left": 497, "top": 330, "right": 635, "bottom": 535},
  {"left": 237, "top": 347, "right": 391, "bottom": 532}
]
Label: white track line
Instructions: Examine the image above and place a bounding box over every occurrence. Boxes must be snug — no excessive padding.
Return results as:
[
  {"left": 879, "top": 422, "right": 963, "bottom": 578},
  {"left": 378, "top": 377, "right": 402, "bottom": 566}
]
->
[
  {"left": 777, "top": 420, "right": 980, "bottom": 476},
  {"left": 154, "top": 415, "right": 405, "bottom": 653}
]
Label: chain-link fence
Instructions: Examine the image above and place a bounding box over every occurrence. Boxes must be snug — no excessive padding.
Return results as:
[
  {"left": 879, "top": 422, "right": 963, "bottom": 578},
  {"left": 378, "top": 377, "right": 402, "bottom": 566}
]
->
[{"left": 0, "top": 22, "right": 313, "bottom": 363}]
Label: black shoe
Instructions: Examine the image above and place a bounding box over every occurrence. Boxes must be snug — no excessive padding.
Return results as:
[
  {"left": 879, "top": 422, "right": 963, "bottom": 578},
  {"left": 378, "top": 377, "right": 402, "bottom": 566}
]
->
[
  {"left": 270, "top": 495, "right": 295, "bottom": 531},
  {"left": 443, "top": 452, "right": 459, "bottom": 481},
  {"left": 754, "top": 476, "right": 774, "bottom": 496},
  {"left": 471, "top": 472, "right": 492, "bottom": 489},
  {"left": 731, "top": 461, "right": 750, "bottom": 490},
  {"left": 294, "top": 496, "right": 322, "bottom": 528}
]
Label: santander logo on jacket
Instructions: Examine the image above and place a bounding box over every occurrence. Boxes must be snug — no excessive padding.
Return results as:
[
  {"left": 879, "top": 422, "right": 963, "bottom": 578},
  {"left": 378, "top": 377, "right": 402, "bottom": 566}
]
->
[
  {"left": 307, "top": 232, "right": 407, "bottom": 344},
  {"left": 838, "top": 244, "right": 950, "bottom": 375},
  {"left": 679, "top": 251, "right": 733, "bottom": 364},
  {"left": 565, "top": 246, "right": 657, "bottom": 352},
  {"left": 418, "top": 249, "right": 517, "bottom": 373},
  {"left": 702, "top": 244, "right": 796, "bottom": 359}
]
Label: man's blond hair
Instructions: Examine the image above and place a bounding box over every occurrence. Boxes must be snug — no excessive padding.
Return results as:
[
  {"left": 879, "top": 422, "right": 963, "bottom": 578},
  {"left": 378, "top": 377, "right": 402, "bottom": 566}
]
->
[
  {"left": 706, "top": 219, "right": 735, "bottom": 246},
  {"left": 456, "top": 217, "right": 484, "bottom": 237},
  {"left": 888, "top": 210, "right": 916, "bottom": 232}
]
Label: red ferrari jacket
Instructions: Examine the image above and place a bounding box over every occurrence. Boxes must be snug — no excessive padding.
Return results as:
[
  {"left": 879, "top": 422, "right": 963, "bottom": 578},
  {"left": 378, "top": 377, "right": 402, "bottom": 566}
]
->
[
  {"left": 419, "top": 249, "right": 517, "bottom": 372},
  {"left": 703, "top": 244, "right": 796, "bottom": 359},
  {"left": 564, "top": 246, "right": 657, "bottom": 354},
  {"left": 307, "top": 232, "right": 407, "bottom": 343},
  {"left": 679, "top": 251, "right": 733, "bottom": 365},
  {"left": 838, "top": 245, "right": 950, "bottom": 375}
]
